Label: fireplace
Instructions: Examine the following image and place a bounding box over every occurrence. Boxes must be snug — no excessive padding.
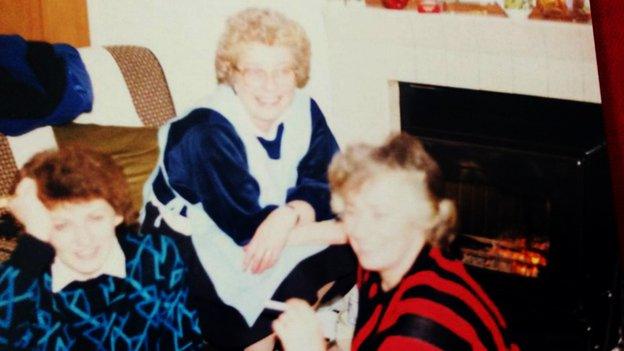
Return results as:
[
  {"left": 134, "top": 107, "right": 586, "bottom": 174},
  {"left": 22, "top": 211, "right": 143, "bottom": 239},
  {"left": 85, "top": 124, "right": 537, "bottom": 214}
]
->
[{"left": 400, "top": 82, "right": 620, "bottom": 350}]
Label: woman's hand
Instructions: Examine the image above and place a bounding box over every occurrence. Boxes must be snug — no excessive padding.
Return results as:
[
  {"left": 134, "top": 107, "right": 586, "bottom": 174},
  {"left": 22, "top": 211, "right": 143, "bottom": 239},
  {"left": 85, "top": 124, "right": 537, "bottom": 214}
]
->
[
  {"left": 7, "top": 178, "right": 52, "bottom": 243},
  {"left": 272, "top": 299, "right": 326, "bottom": 351},
  {"left": 243, "top": 206, "right": 298, "bottom": 274}
]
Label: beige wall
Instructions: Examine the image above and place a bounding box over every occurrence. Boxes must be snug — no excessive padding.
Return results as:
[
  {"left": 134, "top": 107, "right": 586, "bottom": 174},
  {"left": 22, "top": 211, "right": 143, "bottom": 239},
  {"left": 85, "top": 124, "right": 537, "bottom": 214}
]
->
[
  {"left": 86, "top": 0, "right": 600, "bottom": 147},
  {"left": 87, "top": 0, "right": 334, "bottom": 128}
]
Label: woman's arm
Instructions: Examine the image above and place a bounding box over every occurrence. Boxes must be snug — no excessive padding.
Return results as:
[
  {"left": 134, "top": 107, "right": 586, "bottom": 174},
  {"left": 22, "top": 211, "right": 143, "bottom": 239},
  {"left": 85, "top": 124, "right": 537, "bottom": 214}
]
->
[
  {"left": 243, "top": 205, "right": 299, "bottom": 274},
  {"left": 285, "top": 100, "right": 339, "bottom": 222},
  {"left": 245, "top": 214, "right": 347, "bottom": 273},
  {"left": 287, "top": 219, "right": 347, "bottom": 246},
  {"left": 8, "top": 178, "right": 52, "bottom": 242},
  {"left": 164, "top": 110, "right": 279, "bottom": 246}
]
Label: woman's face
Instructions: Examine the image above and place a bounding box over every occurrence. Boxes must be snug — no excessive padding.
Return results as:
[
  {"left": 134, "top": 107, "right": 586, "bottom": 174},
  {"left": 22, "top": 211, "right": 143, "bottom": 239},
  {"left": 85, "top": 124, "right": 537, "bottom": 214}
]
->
[
  {"left": 232, "top": 42, "right": 297, "bottom": 132},
  {"left": 340, "top": 171, "right": 435, "bottom": 276},
  {"left": 48, "top": 199, "right": 123, "bottom": 279}
]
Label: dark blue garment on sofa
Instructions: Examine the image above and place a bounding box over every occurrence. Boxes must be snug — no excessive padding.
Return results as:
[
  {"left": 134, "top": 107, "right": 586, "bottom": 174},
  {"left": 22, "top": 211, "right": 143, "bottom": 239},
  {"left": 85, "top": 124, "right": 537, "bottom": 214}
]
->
[{"left": 0, "top": 35, "right": 93, "bottom": 136}]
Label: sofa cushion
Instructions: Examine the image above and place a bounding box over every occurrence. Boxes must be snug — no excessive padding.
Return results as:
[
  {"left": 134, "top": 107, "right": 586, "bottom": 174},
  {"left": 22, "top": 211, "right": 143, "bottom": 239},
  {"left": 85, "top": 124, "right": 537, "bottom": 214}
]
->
[{"left": 52, "top": 123, "right": 159, "bottom": 212}]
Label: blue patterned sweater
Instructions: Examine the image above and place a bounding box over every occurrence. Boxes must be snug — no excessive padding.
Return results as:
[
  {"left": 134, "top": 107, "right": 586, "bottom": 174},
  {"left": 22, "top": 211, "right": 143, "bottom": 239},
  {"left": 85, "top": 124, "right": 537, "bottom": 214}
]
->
[{"left": 0, "top": 232, "right": 204, "bottom": 350}]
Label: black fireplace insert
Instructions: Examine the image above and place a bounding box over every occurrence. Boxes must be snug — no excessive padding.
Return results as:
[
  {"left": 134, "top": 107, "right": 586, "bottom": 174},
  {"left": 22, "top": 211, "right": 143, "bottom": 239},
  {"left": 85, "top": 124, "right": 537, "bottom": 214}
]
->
[{"left": 400, "top": 82, "right": 620, "bottom": 350}]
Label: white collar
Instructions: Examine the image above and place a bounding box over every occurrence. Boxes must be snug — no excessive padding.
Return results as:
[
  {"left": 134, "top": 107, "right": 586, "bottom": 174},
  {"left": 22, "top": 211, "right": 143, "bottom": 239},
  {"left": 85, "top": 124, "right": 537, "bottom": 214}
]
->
[
  {"left": 51, "top": 239, "right": 127, "bottom": 293},
  {"left": 205, "top": 84, "right": 312, "bottom": 206},
  {"left": 255, "top": 122, "right": 282, "bottom": 140},
  {"left": 209, "top": 85, "right": 291, "bottom": 139}
]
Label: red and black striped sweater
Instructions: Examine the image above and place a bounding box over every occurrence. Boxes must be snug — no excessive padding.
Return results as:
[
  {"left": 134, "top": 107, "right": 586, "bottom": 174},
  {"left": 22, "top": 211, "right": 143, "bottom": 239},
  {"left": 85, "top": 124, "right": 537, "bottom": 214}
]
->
[{"left": 352, "top": 245, "right": 519, "bottom": 351}]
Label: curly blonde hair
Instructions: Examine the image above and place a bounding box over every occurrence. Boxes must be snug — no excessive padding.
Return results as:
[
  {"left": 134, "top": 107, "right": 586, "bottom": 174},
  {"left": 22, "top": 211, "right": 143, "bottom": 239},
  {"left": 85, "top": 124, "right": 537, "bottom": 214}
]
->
[
  {"left": 215, "top": 7, "right": 311, "bottom": 88},
  {"left": 328, "top": 133, "right": 457, "bottom": 248}
]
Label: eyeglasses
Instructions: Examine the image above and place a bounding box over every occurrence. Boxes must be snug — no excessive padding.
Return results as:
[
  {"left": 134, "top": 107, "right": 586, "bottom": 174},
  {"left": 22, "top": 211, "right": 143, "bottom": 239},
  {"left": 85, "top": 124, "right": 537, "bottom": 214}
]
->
[{"left": 235, "top": 65, "right": 295, "bottom": 88}]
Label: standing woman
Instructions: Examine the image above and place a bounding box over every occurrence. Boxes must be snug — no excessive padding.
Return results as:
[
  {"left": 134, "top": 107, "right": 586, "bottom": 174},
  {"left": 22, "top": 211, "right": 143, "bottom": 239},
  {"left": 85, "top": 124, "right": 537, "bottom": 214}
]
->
[
  {"left": 141, "top": 7, "right": 355, "bottom": 351},
  {"left": 273, "top": 133, "right": 519, "bottom": 351}
]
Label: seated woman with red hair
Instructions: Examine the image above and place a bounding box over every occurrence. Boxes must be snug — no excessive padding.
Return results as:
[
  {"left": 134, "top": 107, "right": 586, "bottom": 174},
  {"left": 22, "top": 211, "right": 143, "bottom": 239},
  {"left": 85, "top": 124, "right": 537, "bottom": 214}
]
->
[{"left": 0, "top": 146, "right": 204, "bottom": 350}]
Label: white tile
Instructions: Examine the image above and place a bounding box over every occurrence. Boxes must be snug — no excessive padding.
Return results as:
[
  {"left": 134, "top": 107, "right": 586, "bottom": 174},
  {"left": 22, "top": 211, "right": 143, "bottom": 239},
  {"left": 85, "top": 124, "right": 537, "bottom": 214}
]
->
[
  {"left": 475, "top": 18, "right": 515, "bottom": 56},
  {"left": 411, "top": 16, "right": 449, "bottom": 50},
  {"left": 446, "top": 50, "right": 480, "bottom": 90},
  {"left": 543, "top": 24, "right": 580, "bottom": 60},
  {"left": 329, "top": 75, "right": 388, "bottom": 145},
  {"left": 511, "top": 56, "right": 548, "bottom": 97},
  {"left": 387, "top": 80, "right": 401, "bottom": 131},
  {"left": 510, "top": 23, "right": 546, "bottom": 57},
  {"left": 332, "top": 79, "right": 393, "bottom": 145},
  {"left": 577, "top": 26, "right": 598, "bottom": 63},
  {"left": 479, "top": 53, "right": 514, "bottom": 93},
  {"left": 413, "top": 48, "right": 448, "bottom": 86},
  {"left": 337, "top": 9, "right": 414, "bottom": 45},
  {"left": 382, "top": 45, "right": 420, "bottom": 82},
  {"left": 581, "top": 62, "right": 602, "bottom": 103},
  {"left": 445, "top": 17, "right": 479, "bottom": 52},
  {"left": 328, "top": 44, "right": 370, "bottom": 73},
  {"left": 324, "top": 8, "right": 605, "bottom": 147},
  {"left": 325, "top": 14, "right": 362, "bottom": 43},
  {"left": 378, "top": 11, "right": 417, "bottom": 46},
  {"left": 365, "top": 45, "right": 417, "bottom": 81},
  {"left": 326, "top": 11, "right": 370, "bottom": 41},
  {"left": 546, "top": 59, "right": 584, "bottom": 101}
]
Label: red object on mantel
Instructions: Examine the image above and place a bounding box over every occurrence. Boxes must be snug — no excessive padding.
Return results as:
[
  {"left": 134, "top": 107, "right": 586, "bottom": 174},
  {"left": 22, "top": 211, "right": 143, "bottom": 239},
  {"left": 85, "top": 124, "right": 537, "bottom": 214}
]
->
[
  {"left": 382, "top": 0, "right": 409, "bottom": 9},
  {"left": 417, "top": 0, "right": 442, "bottom": 13}
]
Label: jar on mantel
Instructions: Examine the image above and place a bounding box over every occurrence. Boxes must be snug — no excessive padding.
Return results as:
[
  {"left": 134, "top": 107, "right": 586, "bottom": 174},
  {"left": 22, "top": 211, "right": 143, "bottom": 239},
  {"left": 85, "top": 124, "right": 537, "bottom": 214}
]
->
[
  {"left": 569, "top": 0, "right": 589, "bottom": 11},
  {"left": 382, "top": 0, "right": 409, "bottom": 9}
]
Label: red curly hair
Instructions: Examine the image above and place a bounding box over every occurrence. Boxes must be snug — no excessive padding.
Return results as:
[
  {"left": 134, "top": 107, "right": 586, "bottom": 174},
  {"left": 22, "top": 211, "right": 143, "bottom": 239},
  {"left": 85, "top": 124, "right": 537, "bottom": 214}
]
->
[{"left": 15, "top": 145, "right": 136, "bottom": 227}]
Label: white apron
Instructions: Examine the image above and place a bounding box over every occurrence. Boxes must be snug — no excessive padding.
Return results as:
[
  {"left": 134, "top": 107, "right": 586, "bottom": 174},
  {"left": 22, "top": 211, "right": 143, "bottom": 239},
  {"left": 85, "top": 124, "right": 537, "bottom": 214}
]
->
[{"left": 142, "top": 85, "right": 327, "bottom": 325}]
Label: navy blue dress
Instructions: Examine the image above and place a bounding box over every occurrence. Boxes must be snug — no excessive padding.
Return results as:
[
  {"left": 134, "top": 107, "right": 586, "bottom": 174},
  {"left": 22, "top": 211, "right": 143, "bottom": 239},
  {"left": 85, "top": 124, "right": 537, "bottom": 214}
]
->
[{"left": 141, "top": 94, "right": 356, "bottom": 350}]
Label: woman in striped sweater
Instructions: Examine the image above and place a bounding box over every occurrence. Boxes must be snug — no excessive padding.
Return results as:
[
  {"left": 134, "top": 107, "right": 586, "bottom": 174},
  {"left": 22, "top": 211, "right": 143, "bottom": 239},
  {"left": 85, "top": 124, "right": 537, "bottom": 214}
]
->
[{"left": 273, "top": 133, "right": 519, "bottom": 350}]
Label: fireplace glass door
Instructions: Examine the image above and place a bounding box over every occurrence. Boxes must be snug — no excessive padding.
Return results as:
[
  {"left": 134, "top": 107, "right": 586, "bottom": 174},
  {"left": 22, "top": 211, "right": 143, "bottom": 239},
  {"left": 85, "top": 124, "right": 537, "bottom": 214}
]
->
[{"left": 400, "top": 82, "right": 620, "bottom": 351}]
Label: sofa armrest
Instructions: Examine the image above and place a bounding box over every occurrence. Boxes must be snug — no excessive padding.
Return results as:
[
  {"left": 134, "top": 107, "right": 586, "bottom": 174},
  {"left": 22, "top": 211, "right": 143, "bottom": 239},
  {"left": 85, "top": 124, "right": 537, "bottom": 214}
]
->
[{"left": 76, "top": 45, "right": 176, "bottom": 127}]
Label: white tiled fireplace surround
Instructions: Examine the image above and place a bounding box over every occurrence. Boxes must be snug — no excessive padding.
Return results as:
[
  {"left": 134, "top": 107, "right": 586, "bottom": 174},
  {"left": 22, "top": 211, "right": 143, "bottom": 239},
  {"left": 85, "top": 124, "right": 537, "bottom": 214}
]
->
[{"left": 323, "top": 2, "right": 600, "bottom": 146}]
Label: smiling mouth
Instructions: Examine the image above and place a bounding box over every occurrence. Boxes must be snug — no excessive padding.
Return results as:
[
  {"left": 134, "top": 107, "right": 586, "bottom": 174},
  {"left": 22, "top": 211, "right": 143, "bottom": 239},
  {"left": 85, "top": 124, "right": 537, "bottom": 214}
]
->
[
  {"left": 256, "top": 96, "right": 281, "bottom": 106},
  {"left": 75, "top": 247, "right": 99, "bottom": 260}
]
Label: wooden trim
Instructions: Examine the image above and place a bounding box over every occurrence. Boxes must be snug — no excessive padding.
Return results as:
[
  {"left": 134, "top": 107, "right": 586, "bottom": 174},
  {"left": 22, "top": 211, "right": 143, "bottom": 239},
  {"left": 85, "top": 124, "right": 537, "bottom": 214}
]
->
[
  {"left": 0, "top": 0, "right": 89, "bottom": 47},
  {"left": 0, "top": 0, "right": 44, "bottom": 40},
  {"left": 40, "top": 0, "right": 90, "bottom": 47}
]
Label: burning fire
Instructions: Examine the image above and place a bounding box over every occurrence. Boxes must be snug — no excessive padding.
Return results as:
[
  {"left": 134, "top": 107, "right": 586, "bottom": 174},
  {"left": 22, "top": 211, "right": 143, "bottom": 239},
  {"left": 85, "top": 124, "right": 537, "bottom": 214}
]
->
[{"left": 460, "top": 235, "right": 548, "bottom": 278}]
